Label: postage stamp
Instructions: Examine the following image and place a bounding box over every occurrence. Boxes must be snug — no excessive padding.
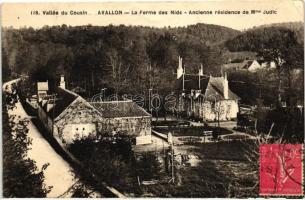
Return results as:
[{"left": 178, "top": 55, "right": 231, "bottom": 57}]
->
[{"left": 260, "top": 144, "right": 303, "bottom": 196}]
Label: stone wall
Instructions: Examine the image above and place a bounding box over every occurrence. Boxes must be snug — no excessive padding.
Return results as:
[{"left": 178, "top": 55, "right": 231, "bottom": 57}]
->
[{"left": 98, "top": 116, "right": 151, "bottom": 137}]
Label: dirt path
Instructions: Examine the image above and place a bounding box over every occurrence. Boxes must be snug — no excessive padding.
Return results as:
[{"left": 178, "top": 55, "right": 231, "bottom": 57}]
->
[
  {"left": 4, "top": 79, "right": 77, "bottom": 197},
  {"left": 7, "top": 101, "right": 77, "bottom": 197}
]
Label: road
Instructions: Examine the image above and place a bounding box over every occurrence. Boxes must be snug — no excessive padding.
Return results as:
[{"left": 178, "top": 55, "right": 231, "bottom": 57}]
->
[{"left": 4, "top": 80, "right": 76, "bottom": 197}]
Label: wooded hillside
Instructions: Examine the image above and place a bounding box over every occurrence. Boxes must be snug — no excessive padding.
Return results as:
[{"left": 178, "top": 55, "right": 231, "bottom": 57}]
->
[{"left": 2, "top": 24, "right": 239, "bottom": 96}]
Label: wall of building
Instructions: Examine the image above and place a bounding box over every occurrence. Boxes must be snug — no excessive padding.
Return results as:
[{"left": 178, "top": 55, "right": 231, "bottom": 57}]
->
[
  {"left": 248, "top": 61, "right": 262, "bottom": 72},
  {"left": 200, "top": 100, "right": 239, "bottom": 121},
  {"left": 60, "top": 123, "right": 97, "bottom": 144},
  {"left": 38, "top": 105, "right": 53, "bottom": 133},
  {"left": 37, "top": 91, "right": 47, "bottom": 102},
  {"left": 53, "top": 97, "right": 152, "bottom": 144},
  {"left": 98, "top": 116, "right": 151, "bottom": 137},
  {"left": 178, "top": 97, "right": 239, "bottom": 121},
  {"left": 53, "top": 97, "right": 101, "bottom": 144}
]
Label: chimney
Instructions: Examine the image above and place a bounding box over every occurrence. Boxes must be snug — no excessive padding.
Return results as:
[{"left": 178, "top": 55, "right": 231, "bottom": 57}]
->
[
  {"left": 59, "top": 75, "right": 66, "bottom": 89},
  {"left": 199, "top": 64, "right": 203, "bottom": 76},
  {"left": 46, "top": 101, "right": 54, "bottom": 112},
  {"left": 177, "top": 56, "right": 183, "bottom": 79},
  {"left": 224, "top": 72, "right": 228, "bottom": 99},
  {"left": 198, "top": 64, "right": 203, "bottom": 89}
]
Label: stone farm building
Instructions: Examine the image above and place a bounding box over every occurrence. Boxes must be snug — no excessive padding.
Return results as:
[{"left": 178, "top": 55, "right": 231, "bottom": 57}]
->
[
  {"left": 176, "top": 57, "right": 240, "bottom": 121},
  {"left": 37, "top": 76, "right": 152, "bottom": 145},
  {"left": 222, "top": 59, "right": 276, "bottom": 73}
]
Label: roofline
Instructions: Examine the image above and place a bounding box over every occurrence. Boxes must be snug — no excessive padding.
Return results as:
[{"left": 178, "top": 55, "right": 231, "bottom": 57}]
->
[
  {"left": 54, "top": 95, "right": 103, "bottom": 122},
  {"left": 135, "top": 104, "right": 152, "bottom": 117},
  {"left": 57, "top": 86, "right": 78, "bottom": 97},
  {"left": 90, "top": 101, "right": 152, "bottom": 117},
  {"left": 90, "top": 100, "right": 133, "bottom": 103},
  {"left": 104, "top": 115, "right": 151, "bottom": 119}
]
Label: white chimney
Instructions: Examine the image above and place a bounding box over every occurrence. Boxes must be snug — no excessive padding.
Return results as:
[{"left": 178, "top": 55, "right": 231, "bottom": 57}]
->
[
  {"left": 59, "top": 75, "right": 66, "bottom": 89},
  {"left": 177, "top": 56, "right": 183, "bottom": 79},
  {"left": 198, "top": 64, "right": 203, "bottom": 89},
  {"left": 46, "top": 101, "right": 54, "bottom": 112},
  {"left": 199, "top": 64, "right": 203, "bottom": 76},
  {"left": 224, "top": 72, "right": 228, "bottom": 99}
]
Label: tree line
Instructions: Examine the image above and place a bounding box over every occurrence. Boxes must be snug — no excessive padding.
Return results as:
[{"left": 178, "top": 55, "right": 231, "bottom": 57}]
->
[{"left": 2, "top": 24, "right": 239, "bottom": 97}]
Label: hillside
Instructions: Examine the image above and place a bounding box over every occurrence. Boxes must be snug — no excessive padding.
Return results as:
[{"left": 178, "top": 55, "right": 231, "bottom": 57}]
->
[
  {"left": 225, "top": 21, "right": 304, "bottom": 52},
  {"left": 249, "top": 21, "right": 304, "bottom": 43},
  {"left": 2, "top": 23, "right": 240, "bottom": 96},
  {"left": 174, "top": 23, "right": 240, "bottom": 46}
]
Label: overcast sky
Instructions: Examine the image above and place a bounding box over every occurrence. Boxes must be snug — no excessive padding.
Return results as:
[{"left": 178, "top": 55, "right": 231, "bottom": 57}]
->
[{"left": 1, "top": 0, "right": 303, "bottom": 30}]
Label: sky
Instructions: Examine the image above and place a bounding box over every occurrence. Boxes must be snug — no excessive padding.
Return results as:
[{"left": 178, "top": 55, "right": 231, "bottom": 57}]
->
[{"left": 1, "top": 0, "right": 304, "bottom": 30}]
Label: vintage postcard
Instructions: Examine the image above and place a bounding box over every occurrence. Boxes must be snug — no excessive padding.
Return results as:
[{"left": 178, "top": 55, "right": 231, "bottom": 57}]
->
[{"left": 1, "top": 0, "right": 304, "bottom": 198}]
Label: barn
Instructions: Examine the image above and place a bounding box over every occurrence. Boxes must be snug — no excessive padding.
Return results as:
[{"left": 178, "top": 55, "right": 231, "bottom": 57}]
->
[{"left": 37, "top": 77, "right": 152, "bottom": 145}]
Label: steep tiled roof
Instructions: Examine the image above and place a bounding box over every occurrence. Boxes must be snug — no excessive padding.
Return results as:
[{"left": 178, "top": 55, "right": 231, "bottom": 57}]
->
[
  {"left": 176, "top": 74, "right": 209, "bottom": 93},
  {"left": 205, "top": 77, "right": 240, "bottom": 101},
  {"left": 40, "top": 87, "right": 78, "bottom": 119},
  {"left": 242, "top": 60, "right": 256, "bottom": 69},
  {"left": 176, "top": 75, "right": 240, "bottom": 100},
  {"left": 90, "top": 101, "right": 151, "bottom": 118},
  {"left": 223, "top": 60, "right": 252, "bottom": 70}
]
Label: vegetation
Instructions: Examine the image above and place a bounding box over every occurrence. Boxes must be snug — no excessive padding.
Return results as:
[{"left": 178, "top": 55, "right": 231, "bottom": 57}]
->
[
  {"left": 255, "top": 106, "right": 304, "bottom": 142},
  {"left": 142, "top": 140, "right": 258, "bottom": 197},
  {"left": 3, "top": 23, "right": 303, "bottom": 109},
  {"left": 142, "top": 161, "right": 232, "bottom": 197},
  {"left": 2, "top": 24, "right": 239, "bottom": 97},
  {"left": 155, "top": 126, "right": 233, "bottom": 136},
  {"left": 2, "top": 85, "right": 51, "bottom": 197},
  {"left": 2, "top": 22, "right": 304, "bottom": 197},
  {"left": 226, "top": 25, "right": 303, "bottom": 106},
  {"left": 229, "top": 69, "right": 303, "bottom": 106},
  {"left": 68, "top": 133, "right": 164, "bottom": 195}
]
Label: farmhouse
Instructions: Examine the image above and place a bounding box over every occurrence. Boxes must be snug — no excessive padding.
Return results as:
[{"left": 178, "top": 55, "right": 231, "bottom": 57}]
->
[
  {"left": 37, "top": 76, "right": 152, "bottom": 145},
  {"left": 222, "top": 59, "right": 276, "bottom": 72},
  {"left": 176, "top": 57, "right": 240, "bottom": 121}
]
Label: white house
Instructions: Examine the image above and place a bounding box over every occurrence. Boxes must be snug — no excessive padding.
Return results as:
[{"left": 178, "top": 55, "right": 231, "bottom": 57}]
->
[
  {"left": 222, "top": 59, "right": 276, "bottom": 72},
  {"left": 176, "top": 58, "right": 240, "bottom": 121},
  {"left": 246, "top": 60, "right": 262, "bottom": 72}
]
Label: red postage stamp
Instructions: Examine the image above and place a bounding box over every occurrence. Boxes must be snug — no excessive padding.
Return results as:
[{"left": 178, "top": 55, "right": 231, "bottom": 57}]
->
[{"left": 260, "top": 144, "right": 303, "bottom": 196}]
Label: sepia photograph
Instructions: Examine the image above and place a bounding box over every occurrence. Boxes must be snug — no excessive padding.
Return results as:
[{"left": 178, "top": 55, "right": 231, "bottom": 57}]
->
[{"left": 1, "top": 1, "right": 304, "bottom": 198}]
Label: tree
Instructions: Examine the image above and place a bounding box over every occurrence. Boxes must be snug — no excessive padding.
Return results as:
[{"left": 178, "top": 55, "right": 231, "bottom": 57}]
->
[
  {"left": 136, "top": 153, "right": 163, "bottom": 181},
  {"left": 257, "top": 29, "right": 298, "bottom": 105},
  {"left": 68, "top": 133, "right": 137, "bottom": 192}
]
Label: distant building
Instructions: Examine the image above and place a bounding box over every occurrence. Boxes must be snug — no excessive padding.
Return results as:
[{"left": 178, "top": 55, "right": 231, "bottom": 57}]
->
[
  {"left": 246, "top": 60, "right": 262, "bottom": 71},
  {"left": 37, "top": 76, "right": 152, "bottom": 145},
  {"left": 222, "top": 59, "right": 276, "bottom": 72},
  {"left": 176, "top": 57, "right": 240, "bottom": 121},
  {"left": 37, "top": 81, "right": 49, "bottom": 102}
]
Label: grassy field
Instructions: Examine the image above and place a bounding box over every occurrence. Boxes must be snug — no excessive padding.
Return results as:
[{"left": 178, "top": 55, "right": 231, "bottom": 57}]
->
[
  {"left": 140, "top": 140, "right": 258, "bottom": 197},
  {"left": 197, "top": 140, "right": 256, "bottom": 161}
]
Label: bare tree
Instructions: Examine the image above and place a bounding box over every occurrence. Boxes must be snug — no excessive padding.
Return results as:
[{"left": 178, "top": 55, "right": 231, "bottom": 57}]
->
[{"left": 106, "top": 49, "right": 130, "bottom": 94}]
